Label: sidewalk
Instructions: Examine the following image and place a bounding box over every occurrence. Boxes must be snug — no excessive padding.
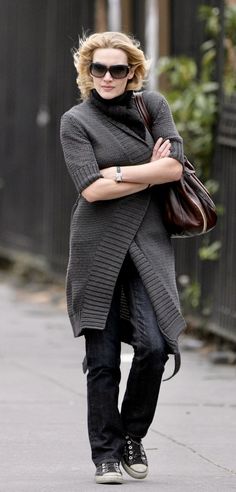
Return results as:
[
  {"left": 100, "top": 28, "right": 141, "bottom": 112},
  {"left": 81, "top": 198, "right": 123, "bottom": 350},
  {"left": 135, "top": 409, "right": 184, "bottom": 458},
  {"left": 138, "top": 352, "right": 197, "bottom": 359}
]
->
[{"left": 0, "top": 275, "right": 236, "bottom": 492}]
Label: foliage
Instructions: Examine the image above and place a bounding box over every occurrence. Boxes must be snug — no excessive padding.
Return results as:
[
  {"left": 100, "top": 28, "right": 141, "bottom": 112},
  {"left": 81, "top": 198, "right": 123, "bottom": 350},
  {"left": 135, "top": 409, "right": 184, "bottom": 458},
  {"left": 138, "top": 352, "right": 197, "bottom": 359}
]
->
[
  {"left": 178, "top": 276, "right": 201, "bottom": 311},
  {"left": 198, "top": 6, "right": 221, "bottom": 37},
  {"left": 157, "top": 3, "right": 236, "bottom": 177},
  {"left": 199, "top": 4, "right": 236, "bottom": 94},
  {"left": 156, "top": 4, "right": 236, "bottom": 316},
  {"left": 198, "top": 239, "right": 221, "bottom": 261},
  {"left": 157, "top": 50, "right": 218, "bottom": 180}
]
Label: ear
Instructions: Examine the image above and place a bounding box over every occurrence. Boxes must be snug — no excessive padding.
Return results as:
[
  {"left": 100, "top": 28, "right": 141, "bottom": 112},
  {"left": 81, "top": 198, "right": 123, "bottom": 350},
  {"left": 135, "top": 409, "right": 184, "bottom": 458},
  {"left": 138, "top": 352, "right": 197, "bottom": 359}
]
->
[{"left": 128, "top": 67, "right": 135, "bottom": 80}]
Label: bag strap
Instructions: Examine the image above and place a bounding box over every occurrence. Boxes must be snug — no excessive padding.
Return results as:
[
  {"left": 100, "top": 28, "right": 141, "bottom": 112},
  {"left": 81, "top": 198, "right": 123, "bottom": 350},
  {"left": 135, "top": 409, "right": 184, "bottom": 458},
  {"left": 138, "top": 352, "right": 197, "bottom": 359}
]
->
[
  {"left": 134, "top": 91, "right": 182, "bottom": 382},
  {"left": 163, "top": 353, "right": 181, "bottom": 381},
  {"left": 133, "top": 92, "right": 152, "bottom": 133}
]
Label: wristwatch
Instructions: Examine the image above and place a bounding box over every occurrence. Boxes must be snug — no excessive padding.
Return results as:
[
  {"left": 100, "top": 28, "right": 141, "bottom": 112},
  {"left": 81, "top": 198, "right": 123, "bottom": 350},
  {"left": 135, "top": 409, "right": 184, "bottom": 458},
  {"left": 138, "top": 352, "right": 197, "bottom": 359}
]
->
[{"left": 115, "top": 165, "right": 123, "bottom": 182}]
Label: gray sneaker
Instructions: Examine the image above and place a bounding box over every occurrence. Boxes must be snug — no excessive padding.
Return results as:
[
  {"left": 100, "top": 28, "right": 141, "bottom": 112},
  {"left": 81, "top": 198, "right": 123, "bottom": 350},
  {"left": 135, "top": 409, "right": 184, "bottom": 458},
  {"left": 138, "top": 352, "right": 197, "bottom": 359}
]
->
[{"left": 95, "top": 462, "right": 124, "bottom": 484}]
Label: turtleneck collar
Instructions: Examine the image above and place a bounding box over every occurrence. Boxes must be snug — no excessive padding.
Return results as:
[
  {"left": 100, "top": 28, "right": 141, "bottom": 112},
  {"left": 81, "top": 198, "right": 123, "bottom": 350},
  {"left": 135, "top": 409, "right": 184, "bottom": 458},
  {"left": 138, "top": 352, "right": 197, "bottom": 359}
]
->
[
  {"left": 89, "top": 89, "right": 146, "bottom": 140},
  {"left": 91, "top": 89, "right": 133, "bottom": 107}
]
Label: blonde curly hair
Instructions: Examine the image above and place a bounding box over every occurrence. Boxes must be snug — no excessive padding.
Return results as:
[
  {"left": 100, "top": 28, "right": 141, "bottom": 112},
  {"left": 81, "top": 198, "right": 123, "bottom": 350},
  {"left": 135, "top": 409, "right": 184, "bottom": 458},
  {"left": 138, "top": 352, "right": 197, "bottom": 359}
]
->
[{"left": 73, "top": 31, "right": 150, "bottom": 100}]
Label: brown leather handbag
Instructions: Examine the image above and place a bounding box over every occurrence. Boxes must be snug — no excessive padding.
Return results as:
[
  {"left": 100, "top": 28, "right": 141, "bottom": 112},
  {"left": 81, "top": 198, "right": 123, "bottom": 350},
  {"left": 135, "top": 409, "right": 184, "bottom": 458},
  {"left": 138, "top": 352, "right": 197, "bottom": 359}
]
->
[{"left": 134, "top": 92, "right": 217, "bottom": 237}]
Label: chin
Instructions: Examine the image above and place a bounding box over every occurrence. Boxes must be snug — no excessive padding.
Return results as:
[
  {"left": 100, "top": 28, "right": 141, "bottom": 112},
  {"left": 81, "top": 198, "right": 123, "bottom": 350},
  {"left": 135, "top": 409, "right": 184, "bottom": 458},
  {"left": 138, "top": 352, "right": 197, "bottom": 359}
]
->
[
  {"left": 99, "top": 88, "right": 124, "bottom": 99},
  {"left": 101, "top": 92, "right": 115, "bottom": 99}
]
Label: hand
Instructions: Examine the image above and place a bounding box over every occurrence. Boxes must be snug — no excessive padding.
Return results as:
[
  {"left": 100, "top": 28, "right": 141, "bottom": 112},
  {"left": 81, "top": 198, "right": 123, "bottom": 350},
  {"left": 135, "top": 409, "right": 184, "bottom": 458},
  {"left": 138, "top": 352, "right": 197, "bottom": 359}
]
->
[{"left": 151, "top": 137, "right": 171, "bottom": 161}]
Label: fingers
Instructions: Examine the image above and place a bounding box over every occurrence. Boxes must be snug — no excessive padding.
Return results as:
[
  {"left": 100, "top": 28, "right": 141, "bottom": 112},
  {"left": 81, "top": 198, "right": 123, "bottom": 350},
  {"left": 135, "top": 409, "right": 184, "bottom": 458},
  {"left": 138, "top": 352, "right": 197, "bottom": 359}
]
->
[
  {"left": 152, "top": 138, "right": 171, "bottom": 160},
  {"left": 153, "top": 137, "right": 164, "bottom": 151},
  {"left": 159, "top": 139, "right": 171, "bottom": 157},
  {"left": 154, "top": 138, "right": 171, "bottom": 153}
]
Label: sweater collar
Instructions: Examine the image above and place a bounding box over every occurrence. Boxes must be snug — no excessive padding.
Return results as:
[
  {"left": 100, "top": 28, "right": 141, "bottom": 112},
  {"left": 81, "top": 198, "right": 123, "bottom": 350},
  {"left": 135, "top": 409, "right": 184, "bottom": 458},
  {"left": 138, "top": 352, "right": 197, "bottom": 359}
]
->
[
  {"left": 91, "top": 89, "right": 133, "bottom": 107},
  {"left": 89, "top": 90, "right": 146, "bottom": 140}
]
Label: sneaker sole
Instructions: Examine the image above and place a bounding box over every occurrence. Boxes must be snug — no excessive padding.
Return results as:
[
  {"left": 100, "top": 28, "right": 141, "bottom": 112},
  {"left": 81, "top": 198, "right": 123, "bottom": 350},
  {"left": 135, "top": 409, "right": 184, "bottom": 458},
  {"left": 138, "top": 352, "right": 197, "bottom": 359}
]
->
[
  {"left": 95, "top": 472, "right": 124, "bottom": 484},
  {"left": 121, "top": 460, "right": 148, "bottom": 480}
]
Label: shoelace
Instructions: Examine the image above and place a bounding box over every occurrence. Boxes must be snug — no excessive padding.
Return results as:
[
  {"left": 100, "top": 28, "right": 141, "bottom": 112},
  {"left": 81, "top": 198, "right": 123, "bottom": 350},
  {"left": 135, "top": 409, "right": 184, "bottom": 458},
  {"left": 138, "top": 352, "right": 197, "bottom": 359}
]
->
[
  {"left": 101, "top": 462, "right": 120, "bottom": 473},
  {"left": 125, "top": 435, "right": 147, "bottom": 464},
  {"left": 114, "top": 463, "right": 120, "bottom": 473}
]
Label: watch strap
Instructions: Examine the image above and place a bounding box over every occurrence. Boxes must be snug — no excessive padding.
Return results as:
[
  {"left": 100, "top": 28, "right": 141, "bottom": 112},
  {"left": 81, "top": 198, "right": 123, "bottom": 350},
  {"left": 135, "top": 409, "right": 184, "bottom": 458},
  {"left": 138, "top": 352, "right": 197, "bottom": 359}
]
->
[{"left": 115, "top": 165, "right": 123, "bottom": 182}]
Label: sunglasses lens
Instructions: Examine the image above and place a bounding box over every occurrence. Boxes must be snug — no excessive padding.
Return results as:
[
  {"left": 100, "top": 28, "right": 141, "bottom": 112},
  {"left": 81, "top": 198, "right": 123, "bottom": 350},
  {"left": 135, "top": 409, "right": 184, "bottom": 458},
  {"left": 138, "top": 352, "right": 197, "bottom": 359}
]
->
[
  {"left": 110, "top": 65, "right": 129, "bottom": 79},
  {"left": 90, "top": 63, "right": 129, "bottom": 79},
  {"left": 90, "top": 63, "right": 106, "bottom": 78}
]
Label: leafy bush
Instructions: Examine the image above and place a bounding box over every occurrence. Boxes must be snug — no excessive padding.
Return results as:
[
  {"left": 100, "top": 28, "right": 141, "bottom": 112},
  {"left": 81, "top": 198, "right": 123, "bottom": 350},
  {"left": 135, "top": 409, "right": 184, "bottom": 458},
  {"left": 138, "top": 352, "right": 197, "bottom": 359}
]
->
[
  {"left": 199, "top": 4, "right": 236, "bottom": 94},
  {"left": 157, "top": 3, "right": 236, "bottom": 179},
  {"left": 157, "top": 4, "right": 236, "bottom": 315},
  {"left": 158, "top": 52, "right": 218, "bottom": 179}
]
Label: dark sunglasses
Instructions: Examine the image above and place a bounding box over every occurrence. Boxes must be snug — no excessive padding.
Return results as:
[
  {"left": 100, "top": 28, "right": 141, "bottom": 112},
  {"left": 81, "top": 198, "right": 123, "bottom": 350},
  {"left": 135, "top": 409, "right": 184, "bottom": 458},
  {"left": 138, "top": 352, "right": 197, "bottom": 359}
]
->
[{"left": 90, "top": 62, "right": 130, "bottom": 79}]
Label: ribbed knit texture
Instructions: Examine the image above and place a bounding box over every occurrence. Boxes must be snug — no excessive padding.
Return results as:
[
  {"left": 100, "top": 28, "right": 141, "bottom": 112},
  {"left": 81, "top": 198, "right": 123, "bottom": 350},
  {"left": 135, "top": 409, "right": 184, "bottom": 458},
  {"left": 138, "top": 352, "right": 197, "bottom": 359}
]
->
[{"left": 60, "top": 90, "right": 186, "bottom": 355}]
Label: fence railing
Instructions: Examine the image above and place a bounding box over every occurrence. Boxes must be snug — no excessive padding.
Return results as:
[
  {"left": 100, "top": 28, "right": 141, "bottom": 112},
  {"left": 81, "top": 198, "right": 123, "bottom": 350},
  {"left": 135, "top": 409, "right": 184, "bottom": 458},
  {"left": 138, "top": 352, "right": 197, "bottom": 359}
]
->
[
  {"left": 174, "top": 94, "right": 236, "bottom": 342},
  {"left": 0, "top": 0, "right": 93, "bottom": 273}
]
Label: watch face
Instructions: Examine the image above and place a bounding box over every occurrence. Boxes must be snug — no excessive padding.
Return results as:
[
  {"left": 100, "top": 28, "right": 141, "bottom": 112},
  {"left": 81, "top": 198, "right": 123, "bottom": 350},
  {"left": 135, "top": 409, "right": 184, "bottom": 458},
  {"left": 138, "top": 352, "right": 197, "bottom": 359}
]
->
[{"left": 115, "top": 172, "right": 122, "bottom": 182}]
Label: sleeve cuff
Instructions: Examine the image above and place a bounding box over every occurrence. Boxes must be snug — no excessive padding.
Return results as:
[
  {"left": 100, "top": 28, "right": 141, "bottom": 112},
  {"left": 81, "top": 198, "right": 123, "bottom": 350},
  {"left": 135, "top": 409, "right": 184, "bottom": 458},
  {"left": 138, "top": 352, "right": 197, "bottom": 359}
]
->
[
  {"left": 169, "top": 140, "right": 184, "bottom": 165},
  {"left": 72, "top": 166, "right": 102, "bottom": 193}
]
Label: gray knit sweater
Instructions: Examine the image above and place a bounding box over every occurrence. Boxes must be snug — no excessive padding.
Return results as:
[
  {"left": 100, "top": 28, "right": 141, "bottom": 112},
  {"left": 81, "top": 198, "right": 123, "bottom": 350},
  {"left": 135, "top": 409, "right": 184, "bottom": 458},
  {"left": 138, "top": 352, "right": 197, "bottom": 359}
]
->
[{"left": 60, "top": 90, "right": 186, "bottom": 357}]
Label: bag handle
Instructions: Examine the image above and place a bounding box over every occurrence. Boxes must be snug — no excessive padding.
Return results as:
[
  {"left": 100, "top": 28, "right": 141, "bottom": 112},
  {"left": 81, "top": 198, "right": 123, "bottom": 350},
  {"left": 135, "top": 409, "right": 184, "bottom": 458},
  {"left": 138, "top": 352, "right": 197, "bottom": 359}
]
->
[{"left": 133, "top": 92, "right": 152, "bottom": 133}]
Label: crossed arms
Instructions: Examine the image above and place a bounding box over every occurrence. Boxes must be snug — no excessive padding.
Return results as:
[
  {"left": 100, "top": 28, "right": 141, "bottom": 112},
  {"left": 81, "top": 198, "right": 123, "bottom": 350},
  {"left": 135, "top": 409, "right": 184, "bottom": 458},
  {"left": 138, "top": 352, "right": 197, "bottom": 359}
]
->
[{"left": 82, "top": 137, "right": 182, "bottom": 203}]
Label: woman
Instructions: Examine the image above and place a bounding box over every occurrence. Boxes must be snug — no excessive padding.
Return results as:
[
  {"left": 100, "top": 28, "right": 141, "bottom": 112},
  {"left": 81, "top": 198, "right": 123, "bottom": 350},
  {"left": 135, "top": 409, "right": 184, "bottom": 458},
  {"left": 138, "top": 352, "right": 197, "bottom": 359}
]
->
[{"left": 60, "top": 31, "right": 186, "bottom": 485}]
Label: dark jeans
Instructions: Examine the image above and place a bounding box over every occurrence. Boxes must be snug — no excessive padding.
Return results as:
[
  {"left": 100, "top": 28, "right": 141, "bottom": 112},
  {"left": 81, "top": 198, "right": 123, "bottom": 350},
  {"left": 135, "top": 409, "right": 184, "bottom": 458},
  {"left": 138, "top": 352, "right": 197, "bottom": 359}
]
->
[{"left": 84, "top": 255, "right": 169, "bottom": 466}]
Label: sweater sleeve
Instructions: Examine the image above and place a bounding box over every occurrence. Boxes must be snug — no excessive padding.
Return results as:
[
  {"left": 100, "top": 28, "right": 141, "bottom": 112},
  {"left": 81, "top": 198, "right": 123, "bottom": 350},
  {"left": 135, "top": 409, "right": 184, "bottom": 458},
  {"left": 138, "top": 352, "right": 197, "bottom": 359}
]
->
[
  {"left": 60, "top": 113, "right": 103, "bottom": 194},
  {"left": 143, "top": 91, "right": 184, "bottom": 165}
]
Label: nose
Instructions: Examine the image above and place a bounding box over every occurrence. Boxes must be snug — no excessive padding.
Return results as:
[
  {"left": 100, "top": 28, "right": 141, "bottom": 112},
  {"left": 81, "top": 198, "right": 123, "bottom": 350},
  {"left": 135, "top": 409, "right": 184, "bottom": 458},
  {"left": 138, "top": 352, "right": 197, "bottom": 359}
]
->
[{"left": 103, "top": 69, "right": 113, "bottom": 81}]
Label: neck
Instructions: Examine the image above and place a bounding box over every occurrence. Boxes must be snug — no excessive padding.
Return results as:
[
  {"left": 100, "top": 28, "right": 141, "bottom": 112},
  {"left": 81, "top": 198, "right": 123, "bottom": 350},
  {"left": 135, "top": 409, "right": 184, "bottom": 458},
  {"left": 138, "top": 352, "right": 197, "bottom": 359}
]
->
[
  {"left": 89, "top": 89, "right": 146, "bottom": 140},
  {"left": 91, "top": 89, "right": 133, "bottom": 107}
]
